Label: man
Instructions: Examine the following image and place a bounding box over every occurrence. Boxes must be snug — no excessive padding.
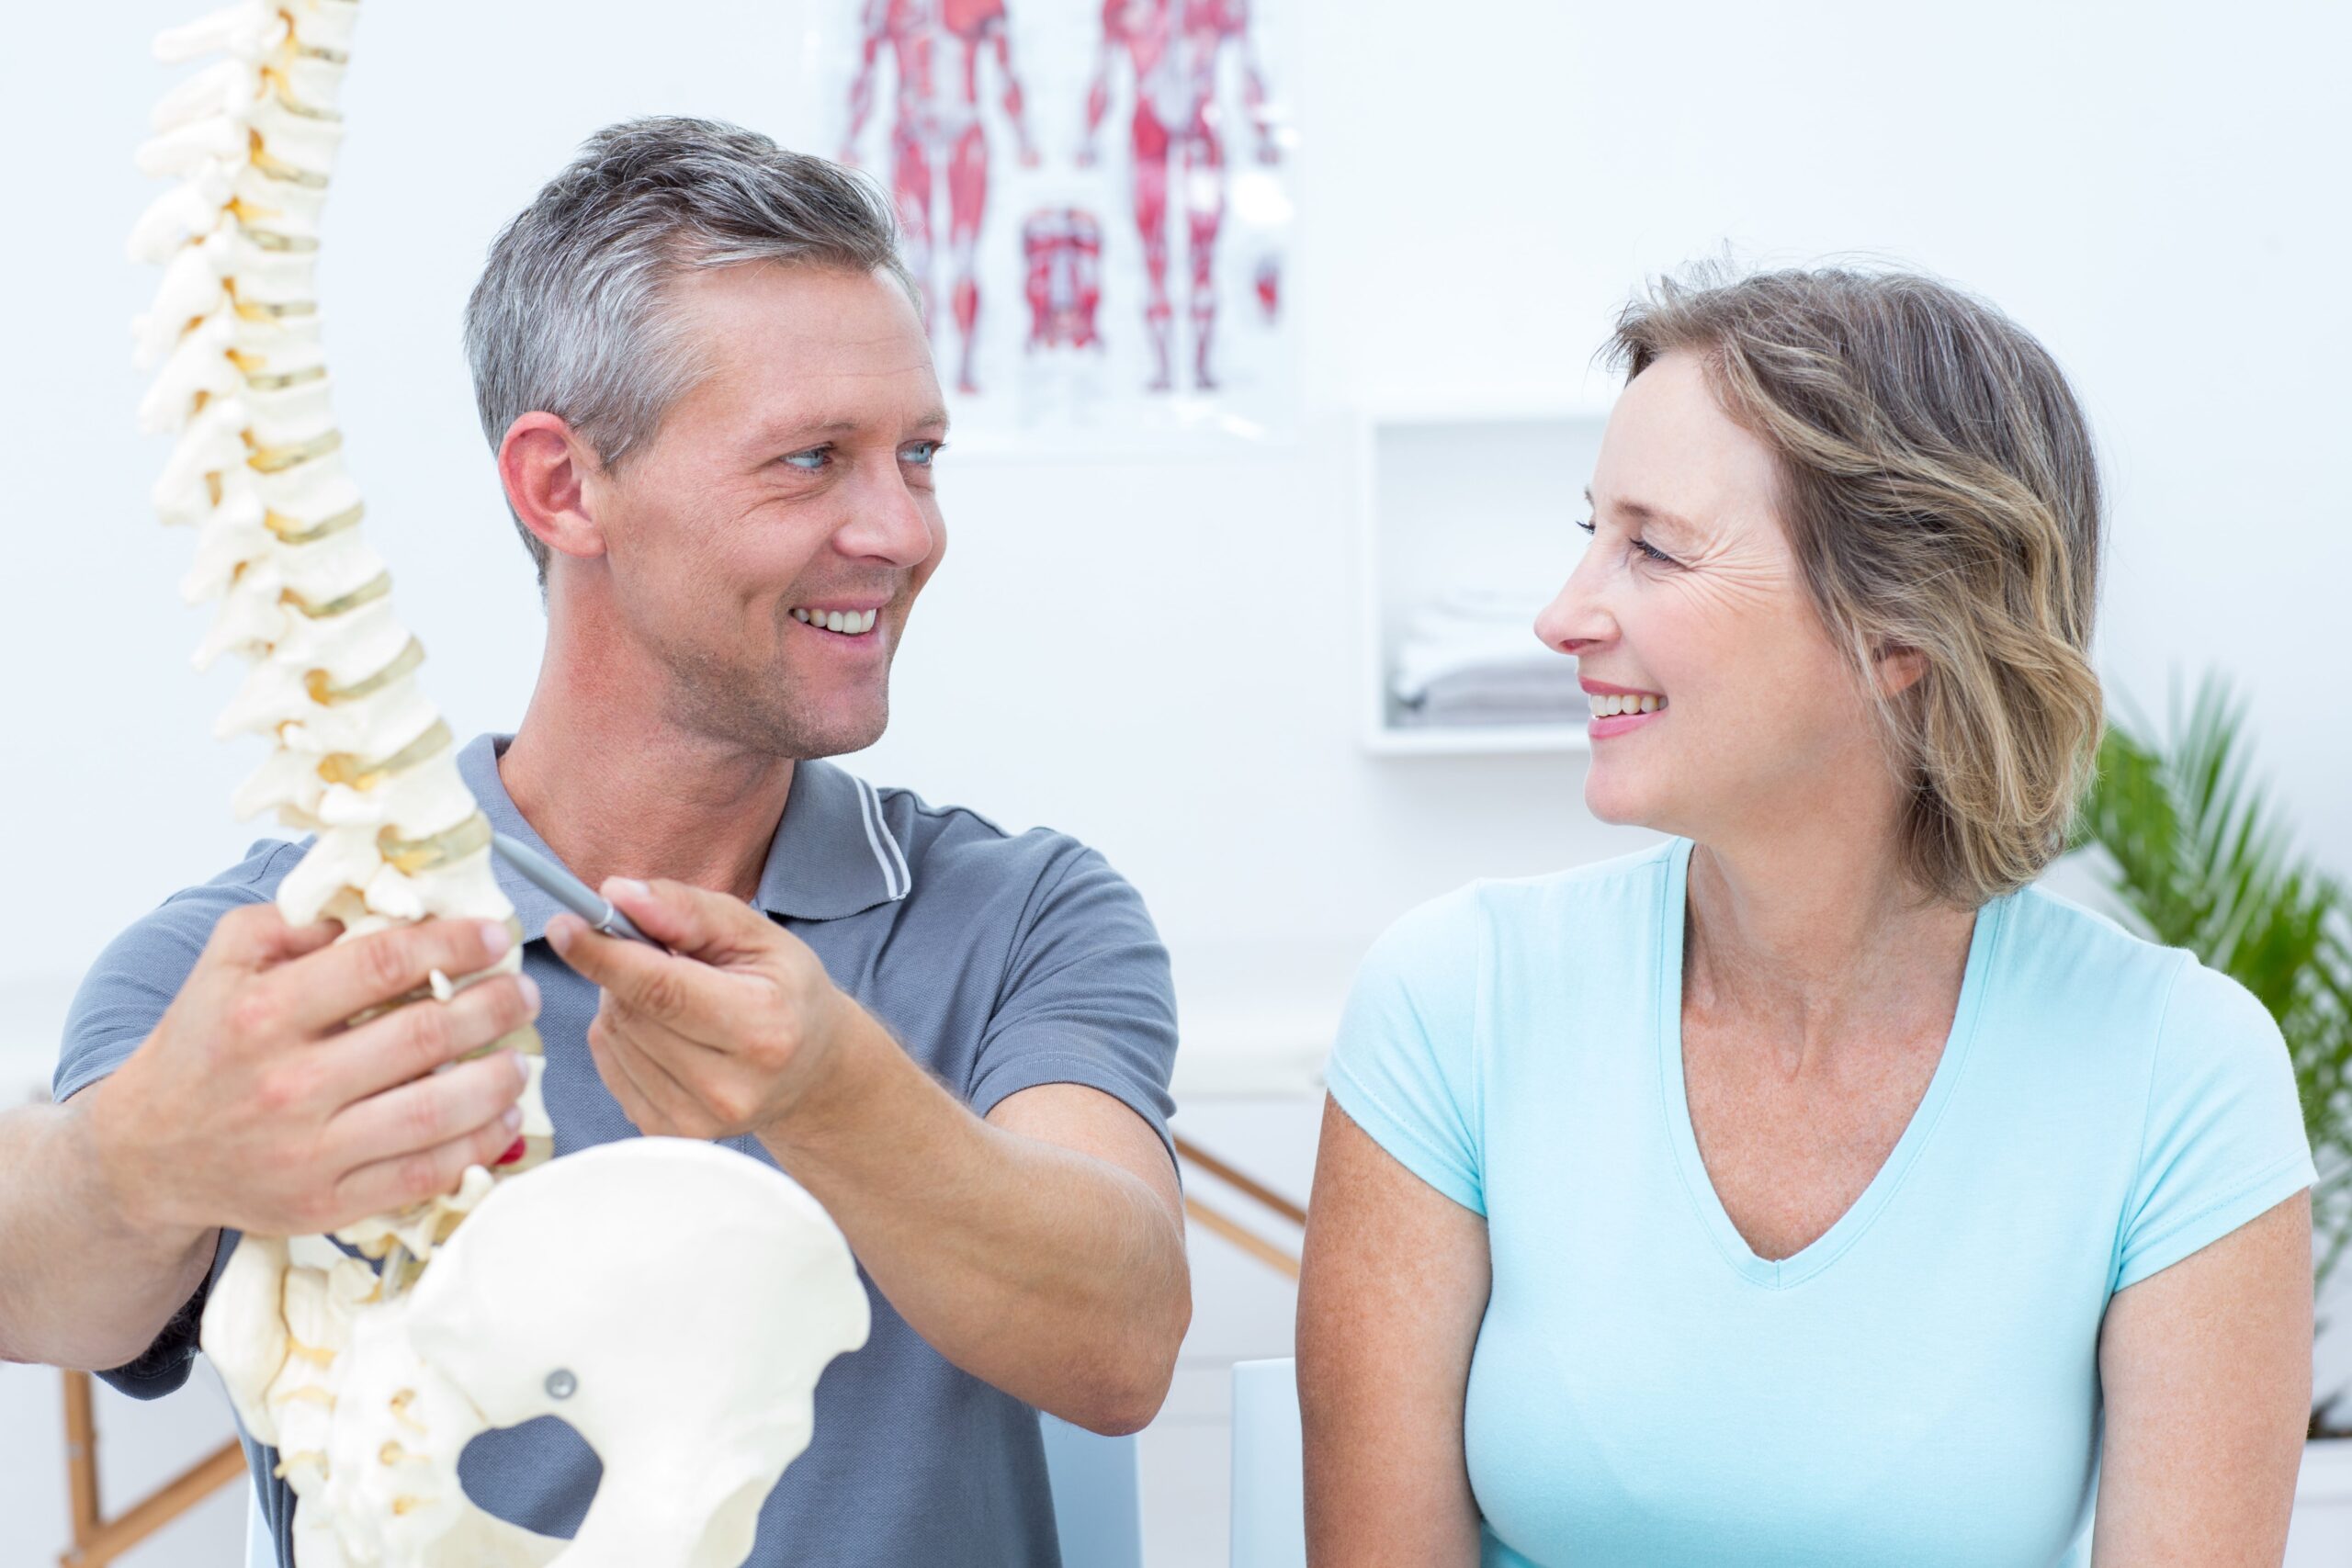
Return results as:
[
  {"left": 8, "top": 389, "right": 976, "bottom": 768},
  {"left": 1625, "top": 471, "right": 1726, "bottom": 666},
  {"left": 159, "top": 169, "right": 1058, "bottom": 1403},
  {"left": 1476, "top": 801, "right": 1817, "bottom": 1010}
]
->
[{"left": 0, "top": 118, "right": 1189, "bottom": 1567}]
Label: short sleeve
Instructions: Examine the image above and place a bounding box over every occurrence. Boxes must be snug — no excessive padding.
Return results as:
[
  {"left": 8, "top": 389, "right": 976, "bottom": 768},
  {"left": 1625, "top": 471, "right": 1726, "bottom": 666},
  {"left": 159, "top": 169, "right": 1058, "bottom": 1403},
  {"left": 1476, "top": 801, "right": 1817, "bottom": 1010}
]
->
[
  {"left": 51, "top": 840, "right": 294, "bottom": 1397},
  {"left": 55, "top": 839, "right": 299, "bottom": 1104},
  {"left": 966, "top": 843, "right": 1180, "bottom": 1165},
  {"left": 1325, "top": 889, "right": 1485, "bottom": 1216},
  {"left": 2111, "top": 957, "right": 2316, "bottom": 1292}
]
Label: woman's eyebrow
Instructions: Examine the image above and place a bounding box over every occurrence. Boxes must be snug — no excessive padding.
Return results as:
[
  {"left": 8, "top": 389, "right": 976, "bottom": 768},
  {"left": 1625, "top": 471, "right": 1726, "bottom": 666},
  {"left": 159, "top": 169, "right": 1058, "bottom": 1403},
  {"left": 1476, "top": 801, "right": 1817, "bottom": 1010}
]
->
[{"left": 1586, "top": 489, "right": 1697, "bottom": 533}]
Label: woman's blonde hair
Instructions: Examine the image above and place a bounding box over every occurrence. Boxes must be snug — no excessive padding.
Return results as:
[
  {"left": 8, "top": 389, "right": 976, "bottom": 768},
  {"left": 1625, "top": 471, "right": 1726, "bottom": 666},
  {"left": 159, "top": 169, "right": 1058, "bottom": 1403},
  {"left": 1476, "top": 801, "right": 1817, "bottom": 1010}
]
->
[{"left": 1611, "top": 265, "right": 2105, "bottom": 908}]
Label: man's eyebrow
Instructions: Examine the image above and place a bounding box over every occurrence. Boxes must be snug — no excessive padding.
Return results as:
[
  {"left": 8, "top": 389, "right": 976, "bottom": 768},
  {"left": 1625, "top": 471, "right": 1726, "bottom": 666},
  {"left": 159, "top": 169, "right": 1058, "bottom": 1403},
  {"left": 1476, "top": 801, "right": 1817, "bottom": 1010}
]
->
[
  {"left": 1584, "top": 488, "right": 1695, "bottom": 532},
  {"left": 758, "top": 408, "right": 952, "bottom": 447},
  {"left": 758, "top": 418, "right": 863, "bottom": 447}
]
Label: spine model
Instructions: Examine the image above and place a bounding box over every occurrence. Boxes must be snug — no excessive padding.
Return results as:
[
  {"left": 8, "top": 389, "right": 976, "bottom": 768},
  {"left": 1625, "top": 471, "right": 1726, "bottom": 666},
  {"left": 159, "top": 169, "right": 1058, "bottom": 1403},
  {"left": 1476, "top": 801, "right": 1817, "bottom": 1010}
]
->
[{"left": 130, "top": 0, "right": 552, "bottom": 1277}]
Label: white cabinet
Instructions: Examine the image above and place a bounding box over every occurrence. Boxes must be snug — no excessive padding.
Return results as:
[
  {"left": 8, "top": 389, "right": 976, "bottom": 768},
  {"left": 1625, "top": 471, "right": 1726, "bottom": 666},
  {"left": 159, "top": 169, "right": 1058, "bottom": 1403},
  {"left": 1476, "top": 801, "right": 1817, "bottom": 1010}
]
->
[{"left": 1351, "top": 397, "right": 1614, "bottom": 755}]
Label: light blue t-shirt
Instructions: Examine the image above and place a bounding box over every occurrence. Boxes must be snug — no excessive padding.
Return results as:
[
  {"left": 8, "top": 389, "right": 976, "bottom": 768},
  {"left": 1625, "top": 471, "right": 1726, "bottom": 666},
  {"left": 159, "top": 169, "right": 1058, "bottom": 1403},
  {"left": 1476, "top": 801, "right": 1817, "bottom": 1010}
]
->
[{"left": 1327, "top": 837, "right": 2314, "bottom": 1568}]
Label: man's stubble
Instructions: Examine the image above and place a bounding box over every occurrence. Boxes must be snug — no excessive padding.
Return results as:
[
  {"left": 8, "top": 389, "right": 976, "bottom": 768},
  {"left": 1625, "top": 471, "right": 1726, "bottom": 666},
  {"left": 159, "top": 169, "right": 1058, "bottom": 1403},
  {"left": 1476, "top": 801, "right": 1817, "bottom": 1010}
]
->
[{"left": 647, "top": 606, "right": 896, "bottom": 763}]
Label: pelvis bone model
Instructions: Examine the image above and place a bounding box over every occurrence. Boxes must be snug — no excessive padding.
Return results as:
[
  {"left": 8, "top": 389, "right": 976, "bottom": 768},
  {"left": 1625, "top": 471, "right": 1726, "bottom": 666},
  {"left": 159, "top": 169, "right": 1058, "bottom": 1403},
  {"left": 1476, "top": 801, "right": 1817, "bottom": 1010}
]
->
[
  {"left": 204, "top": 1141, "right": 872, "bottom": 1568},
  {"left": 130, "top": 4, "right": 873, "bottom": 1563}
]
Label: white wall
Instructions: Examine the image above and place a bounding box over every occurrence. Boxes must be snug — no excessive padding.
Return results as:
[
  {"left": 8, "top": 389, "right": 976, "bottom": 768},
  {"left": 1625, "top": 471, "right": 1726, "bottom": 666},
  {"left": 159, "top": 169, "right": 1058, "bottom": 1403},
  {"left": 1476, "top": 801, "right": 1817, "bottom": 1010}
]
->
[
  {"left": 2, "top": 2, "right": 2347, "bottom": 1562},
  {"left": 4, "top": 0, "right": 2345, "bottom": 1027}
]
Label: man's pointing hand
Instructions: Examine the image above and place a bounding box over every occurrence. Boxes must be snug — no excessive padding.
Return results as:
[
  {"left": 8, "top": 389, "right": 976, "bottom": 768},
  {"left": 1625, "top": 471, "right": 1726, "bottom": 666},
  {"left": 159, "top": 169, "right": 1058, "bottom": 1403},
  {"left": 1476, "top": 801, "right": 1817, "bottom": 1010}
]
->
[{"left": 548, "top": 879, "right": 861, "bottom": 1144}]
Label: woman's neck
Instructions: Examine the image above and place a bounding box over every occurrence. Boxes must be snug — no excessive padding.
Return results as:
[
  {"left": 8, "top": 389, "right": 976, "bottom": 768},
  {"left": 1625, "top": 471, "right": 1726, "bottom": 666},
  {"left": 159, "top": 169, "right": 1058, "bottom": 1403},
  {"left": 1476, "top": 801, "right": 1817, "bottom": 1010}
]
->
[{"left": 1682, "top": 822, "right": 1977, "bottom": 1063}]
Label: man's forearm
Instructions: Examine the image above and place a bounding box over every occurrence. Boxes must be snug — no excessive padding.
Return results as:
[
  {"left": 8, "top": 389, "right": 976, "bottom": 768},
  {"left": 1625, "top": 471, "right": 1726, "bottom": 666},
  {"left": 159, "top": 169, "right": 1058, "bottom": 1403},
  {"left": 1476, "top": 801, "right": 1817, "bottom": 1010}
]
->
[
  {"left": 0, "top": 1098, "right": 216, "bottom": 1370},
  {"left": 761, "top": 1012, "right": 1188, "bottom": 1434}
]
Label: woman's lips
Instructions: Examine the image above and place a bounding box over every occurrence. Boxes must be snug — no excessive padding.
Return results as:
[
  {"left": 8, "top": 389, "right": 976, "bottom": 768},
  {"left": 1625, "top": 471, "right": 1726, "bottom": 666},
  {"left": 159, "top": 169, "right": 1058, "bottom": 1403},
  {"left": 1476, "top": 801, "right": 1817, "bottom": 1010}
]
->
[{"left": 1589, "top": 705, "right": 1665, "bottom": 739}]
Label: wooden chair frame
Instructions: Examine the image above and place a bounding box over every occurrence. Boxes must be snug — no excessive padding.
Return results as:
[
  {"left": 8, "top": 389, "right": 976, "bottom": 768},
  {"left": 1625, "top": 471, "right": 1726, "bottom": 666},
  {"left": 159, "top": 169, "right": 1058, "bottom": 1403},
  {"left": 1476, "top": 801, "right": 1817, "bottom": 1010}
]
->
[
  {"left": 1175, "top": 1133, "right": 1306, "bottom": 1279},
  {"left": 58, "top": 1368, "right": 246, "bottom": 1568}
]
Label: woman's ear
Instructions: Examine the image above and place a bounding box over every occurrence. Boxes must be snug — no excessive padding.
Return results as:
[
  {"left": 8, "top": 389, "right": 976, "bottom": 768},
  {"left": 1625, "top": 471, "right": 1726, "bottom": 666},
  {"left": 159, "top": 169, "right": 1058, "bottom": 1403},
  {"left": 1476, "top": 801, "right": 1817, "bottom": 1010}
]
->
[
  {"left": 1875, "top": 643, "right": 1928, "bottom": 697},
  {"left": 499, "top": 412, "right": 609, "bottom": 565}
]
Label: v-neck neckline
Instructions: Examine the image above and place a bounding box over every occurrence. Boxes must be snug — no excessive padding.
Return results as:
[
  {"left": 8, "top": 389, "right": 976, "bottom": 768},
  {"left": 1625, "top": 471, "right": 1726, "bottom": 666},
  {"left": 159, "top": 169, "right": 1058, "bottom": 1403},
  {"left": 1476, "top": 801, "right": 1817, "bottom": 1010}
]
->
[{"left": 1655, "top": 837, "right": 2007, "bottom": 1290}]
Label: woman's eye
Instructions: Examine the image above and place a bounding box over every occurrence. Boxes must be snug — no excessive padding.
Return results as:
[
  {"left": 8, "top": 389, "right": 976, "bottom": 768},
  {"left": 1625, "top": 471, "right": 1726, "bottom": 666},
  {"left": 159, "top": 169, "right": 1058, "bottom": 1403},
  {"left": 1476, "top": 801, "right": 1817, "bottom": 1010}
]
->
[
  {"left": 901, "top": 441, "right": 944, "bottom": 468},
  {"left": 1576, "top": 517, "right": 1674, "bottom": 566}
]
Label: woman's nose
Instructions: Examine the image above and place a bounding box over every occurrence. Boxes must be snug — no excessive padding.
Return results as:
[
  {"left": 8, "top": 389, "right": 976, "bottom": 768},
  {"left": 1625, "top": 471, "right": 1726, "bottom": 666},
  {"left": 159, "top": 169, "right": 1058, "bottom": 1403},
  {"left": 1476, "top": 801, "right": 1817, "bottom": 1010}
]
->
[{"left": 1534, "top": 552, "right": 1612, "bottom": 655}]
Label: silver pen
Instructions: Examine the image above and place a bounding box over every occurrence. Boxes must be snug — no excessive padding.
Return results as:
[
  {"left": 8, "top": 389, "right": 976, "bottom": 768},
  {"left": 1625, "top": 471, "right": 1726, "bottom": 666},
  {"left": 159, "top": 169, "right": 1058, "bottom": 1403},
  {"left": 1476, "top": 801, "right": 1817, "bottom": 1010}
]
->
[{"left": 490, "top": 831, "right": 659, "bottom": 946}]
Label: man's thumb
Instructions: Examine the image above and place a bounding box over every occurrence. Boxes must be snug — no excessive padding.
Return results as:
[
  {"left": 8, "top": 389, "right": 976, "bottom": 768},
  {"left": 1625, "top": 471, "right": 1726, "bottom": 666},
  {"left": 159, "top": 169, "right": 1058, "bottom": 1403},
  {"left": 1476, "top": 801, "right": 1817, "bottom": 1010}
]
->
[{"left": 601, "top": 877, "right": 766, "bottom": 959}]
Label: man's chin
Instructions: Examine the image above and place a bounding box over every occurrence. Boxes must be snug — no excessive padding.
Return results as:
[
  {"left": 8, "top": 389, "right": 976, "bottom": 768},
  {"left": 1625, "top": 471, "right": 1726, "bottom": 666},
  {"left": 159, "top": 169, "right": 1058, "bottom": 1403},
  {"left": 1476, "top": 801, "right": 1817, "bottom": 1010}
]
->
[
  {"left": 764, "top": 697, "right": 888, "bottom": 761},
  {"left": 671, "top": 677, "right": 889, "bottom": 762}
]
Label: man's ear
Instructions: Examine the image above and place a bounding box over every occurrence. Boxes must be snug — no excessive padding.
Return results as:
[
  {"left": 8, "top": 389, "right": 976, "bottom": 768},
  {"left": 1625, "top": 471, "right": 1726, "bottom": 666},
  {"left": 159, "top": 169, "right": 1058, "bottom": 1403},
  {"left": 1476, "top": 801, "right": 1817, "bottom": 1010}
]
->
[{"left": 499, "top": 412, "right": 608, "bottom": 565}]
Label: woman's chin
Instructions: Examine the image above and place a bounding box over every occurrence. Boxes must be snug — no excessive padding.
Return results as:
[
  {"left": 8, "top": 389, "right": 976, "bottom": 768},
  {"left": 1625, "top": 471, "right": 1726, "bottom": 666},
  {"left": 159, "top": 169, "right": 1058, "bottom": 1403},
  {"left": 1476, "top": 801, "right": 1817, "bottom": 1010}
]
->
[{"left": 1581, "top": 770, "right": 1656, "bottom": 829}]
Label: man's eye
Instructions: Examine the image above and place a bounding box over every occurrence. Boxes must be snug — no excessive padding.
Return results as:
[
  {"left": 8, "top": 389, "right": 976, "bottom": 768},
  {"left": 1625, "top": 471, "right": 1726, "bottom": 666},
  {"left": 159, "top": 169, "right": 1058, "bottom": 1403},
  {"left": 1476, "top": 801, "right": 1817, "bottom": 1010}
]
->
[
  {"left": 901, "top": 441, "right": 944, "bottom": 467},
  {"left": 780, "top": 446, "right": 831, "bottom": 472}
]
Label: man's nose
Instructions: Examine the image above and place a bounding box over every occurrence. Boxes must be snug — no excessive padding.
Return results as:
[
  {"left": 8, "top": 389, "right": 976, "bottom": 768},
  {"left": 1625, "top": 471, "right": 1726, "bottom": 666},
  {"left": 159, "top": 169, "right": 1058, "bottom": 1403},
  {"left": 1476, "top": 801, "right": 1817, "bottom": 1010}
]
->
[{"left": 835, "top": 463, "right": 936, "bottom": 568}]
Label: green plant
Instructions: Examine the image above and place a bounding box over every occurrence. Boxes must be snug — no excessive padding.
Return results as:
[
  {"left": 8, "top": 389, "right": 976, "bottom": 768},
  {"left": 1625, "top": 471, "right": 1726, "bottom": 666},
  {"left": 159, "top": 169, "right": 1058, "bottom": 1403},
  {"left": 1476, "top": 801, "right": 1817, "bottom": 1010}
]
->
[{"left": 2069, "top": 673, "right": 2352, "bottom": 1300}]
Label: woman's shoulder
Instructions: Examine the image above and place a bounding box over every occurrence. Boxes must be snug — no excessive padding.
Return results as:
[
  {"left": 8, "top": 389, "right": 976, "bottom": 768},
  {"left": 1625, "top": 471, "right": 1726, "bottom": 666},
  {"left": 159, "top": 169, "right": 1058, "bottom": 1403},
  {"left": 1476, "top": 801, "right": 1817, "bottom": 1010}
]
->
[
  {"left": 1427, "top": 836, "right": 1683, "bottom": 944},
  {"left": 2009, "top": 885, "right": 2321, "bottom": 1292},
  {"left": 1353, "top": 838, "right": 1677, "bottom": 998},
  {"left": 1995, "top": 880, "right": 2293, "bottom": 1095},
  {"left": 1999, "top": 879, "right": 2205, "bottom": 1009}
]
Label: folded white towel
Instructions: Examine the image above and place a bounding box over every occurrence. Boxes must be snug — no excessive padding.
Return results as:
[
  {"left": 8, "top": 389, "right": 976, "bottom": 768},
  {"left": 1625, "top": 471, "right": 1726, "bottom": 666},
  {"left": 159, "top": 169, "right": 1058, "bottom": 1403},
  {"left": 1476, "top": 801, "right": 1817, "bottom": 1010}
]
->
[
  {"left": 1390, "top": 588, "right": 1574, "bottom": 703},
  {"left": 1401, "top": 665, "right": 1586, "bottom": 726}
]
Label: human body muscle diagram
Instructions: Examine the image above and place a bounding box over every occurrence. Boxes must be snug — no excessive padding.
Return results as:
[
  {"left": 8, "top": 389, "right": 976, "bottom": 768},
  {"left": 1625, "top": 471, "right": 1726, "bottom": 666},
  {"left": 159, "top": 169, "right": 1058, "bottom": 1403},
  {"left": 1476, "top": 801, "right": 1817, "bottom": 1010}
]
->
[
  {"left": 1079, "top": 0, "right": 1280, "bottom": 392},
  {"left": 1021, "top": 207, "right": 1104, "bottom": 350},
  {"left": 841, "top": 0, "right": 1042, "bottom": 394}
]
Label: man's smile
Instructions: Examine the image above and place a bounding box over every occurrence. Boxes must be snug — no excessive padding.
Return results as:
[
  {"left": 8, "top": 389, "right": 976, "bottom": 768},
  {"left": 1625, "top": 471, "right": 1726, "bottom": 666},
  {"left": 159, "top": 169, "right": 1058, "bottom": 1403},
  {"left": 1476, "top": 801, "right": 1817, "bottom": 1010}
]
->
[{"left": 789, "top": 603, "right": 885, "bottom": 636}]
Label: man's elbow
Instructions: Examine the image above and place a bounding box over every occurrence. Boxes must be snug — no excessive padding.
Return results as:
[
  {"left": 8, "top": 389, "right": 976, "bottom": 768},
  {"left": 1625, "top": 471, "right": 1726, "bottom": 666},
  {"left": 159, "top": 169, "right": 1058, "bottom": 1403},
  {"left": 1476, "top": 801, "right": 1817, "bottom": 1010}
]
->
[
  {"left": 0, "top": 1325, "right": 150, "bottom": 1375},
  {"left": 1069, "top": 1363, "right": 1173, "bottom": 1438},
  {"left": 0, "top": 1325, "right": 130, "bottom": 1371},
  {"left": 1069, "top": 1287, "right": 1191, "bottom": 1437}
]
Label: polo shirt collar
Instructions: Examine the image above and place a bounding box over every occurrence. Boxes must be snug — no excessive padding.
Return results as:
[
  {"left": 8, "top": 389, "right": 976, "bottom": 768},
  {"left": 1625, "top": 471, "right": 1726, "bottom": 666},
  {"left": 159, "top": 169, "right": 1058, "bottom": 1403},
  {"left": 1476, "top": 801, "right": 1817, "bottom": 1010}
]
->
[{"left": 457, "top": 733, "right": 911, "bottom": 942}]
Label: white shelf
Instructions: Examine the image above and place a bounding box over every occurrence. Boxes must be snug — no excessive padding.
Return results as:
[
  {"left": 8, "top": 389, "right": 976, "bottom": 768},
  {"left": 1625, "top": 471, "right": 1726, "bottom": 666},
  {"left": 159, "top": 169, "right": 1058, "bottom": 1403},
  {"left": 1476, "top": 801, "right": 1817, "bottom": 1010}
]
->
[
  {"left": 1361, "top": 722, "right": 1591, "bottom": 757},
  {"left": 1350, "top": 395, "right": 1614, "bottom": 757}
]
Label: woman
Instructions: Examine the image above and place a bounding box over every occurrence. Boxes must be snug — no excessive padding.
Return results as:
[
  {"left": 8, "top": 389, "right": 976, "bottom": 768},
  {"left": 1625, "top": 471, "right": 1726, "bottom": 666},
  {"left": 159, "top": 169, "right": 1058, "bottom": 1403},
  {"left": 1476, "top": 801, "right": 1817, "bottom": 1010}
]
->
[{"left": 1297, "top": 268, "right": 2315, "bottom": 1566}]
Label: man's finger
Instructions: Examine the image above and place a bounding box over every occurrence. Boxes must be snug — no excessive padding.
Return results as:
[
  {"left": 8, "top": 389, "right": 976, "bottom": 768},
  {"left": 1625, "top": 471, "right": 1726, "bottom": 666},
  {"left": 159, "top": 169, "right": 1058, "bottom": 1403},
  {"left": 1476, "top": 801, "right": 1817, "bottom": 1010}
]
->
[
  {"left": 597, "top": 1018, "right": 710, "bottom": 1135},
  {"left": 206, "top": 902, "right": 342, "bottom": 973},
  {"left": 316, "top": 974, "right": 540, "bottom": 1107},
  {"left": 548, "top": 916, "right": 759, "bottom": 1039},
  {"left": 602, "top": 877, "right": 777, "bottom": 964},
  {"left": 329, "top": 1050, "right": 528, "bottom": 1170},
  {"left": 330, "top": 1110, "right": 527, "bottom": 1225},
  {"left": 583, "top": 1015, "right": 668, "bottom": 1136},
  {"left": 273, "top": 917, "right": 519, "bottom": 1035}
]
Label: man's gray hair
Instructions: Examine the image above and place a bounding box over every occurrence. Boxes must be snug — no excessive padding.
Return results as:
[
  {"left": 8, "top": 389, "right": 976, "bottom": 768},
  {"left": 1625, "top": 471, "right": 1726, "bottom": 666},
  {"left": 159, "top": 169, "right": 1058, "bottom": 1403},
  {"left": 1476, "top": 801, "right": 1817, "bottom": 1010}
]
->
[{"left": 464, "top": 116, "right": 912, "bottom": 584}]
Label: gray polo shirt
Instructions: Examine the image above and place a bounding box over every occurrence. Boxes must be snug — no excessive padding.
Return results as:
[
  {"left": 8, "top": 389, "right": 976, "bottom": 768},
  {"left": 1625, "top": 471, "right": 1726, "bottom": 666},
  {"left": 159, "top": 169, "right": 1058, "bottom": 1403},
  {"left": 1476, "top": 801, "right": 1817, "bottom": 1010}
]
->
[{"left": 53, "top": 734, "right": 1179, "bottom": 1568}]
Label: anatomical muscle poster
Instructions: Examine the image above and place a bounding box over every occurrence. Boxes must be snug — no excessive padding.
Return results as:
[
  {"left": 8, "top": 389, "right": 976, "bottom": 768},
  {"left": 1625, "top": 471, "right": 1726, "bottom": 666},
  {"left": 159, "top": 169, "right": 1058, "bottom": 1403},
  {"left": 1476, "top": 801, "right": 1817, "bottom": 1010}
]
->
[{"left": 812, "top": 0, "right": 1299, "bottom": 448}]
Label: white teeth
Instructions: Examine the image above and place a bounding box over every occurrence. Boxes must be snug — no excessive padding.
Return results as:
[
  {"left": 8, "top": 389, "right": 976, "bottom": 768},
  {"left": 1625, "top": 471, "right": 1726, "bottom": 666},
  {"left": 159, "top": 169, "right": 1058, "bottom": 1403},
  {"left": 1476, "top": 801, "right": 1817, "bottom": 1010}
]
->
[
  {"left": 1588, "top": 692, "right": 1666, "bottom": 718},
  {"left": 793, "top": 607, "right": 878, "bottom": 634}
]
